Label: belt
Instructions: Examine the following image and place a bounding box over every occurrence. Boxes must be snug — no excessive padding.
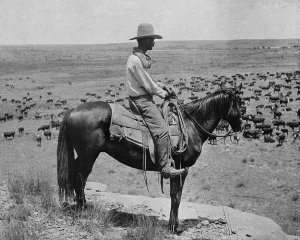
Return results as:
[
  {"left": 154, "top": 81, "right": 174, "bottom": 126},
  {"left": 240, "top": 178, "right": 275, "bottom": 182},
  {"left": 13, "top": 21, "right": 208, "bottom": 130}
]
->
[{"left": 129, "top": 94, "right": 153, "bottom": 101}]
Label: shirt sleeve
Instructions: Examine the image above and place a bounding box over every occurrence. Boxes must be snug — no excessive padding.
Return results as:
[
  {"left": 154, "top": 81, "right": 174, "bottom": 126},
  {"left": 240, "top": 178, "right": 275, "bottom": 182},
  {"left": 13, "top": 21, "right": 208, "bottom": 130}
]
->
[{"left": 129, "top": 57, "right": 167, "bottom": 99}]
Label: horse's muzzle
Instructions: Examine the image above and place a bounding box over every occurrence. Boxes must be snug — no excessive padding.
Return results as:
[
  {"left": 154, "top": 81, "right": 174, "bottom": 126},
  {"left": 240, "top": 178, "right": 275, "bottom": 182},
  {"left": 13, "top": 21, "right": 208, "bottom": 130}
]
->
[{"left": 233, "top": 118, "right": 243, "bottom": 132}]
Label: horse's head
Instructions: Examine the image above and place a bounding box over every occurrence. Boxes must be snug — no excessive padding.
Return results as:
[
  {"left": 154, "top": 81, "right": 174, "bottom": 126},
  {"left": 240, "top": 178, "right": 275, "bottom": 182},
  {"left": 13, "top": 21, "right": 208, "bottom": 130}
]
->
[{"left": 223, "top": 84, "right": 243, "bottom": 132}]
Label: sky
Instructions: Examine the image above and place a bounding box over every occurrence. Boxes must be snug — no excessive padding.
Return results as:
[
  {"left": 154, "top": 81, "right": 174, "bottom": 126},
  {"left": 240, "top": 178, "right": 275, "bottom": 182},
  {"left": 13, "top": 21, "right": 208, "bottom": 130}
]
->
[{"left": 0, "top": 0, "right": 300, "bottom": 45}]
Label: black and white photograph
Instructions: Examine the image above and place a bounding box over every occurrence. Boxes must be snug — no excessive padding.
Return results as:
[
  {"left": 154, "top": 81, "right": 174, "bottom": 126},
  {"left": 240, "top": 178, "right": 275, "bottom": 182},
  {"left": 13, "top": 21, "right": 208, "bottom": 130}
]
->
[{"left": 0, "top": 0, "right": 299, "bottom": 239}]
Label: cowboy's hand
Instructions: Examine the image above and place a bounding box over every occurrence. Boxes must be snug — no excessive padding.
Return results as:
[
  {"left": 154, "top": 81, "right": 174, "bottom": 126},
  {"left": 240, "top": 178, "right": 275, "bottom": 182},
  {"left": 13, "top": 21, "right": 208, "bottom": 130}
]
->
[
  {"left": 163, "top": 86, "right": 176, "bottom": 98},
  {"left": 169, "top": 88, "right": 176, "bottom": 97},
  {"left": 164, "top": 90, "right": 172, "bottom": 100}
]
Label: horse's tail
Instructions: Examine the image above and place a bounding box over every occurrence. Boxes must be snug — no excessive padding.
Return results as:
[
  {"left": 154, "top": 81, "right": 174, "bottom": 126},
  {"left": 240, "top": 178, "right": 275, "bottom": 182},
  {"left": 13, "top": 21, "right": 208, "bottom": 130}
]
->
[{"left": 57, "top": 109, "right": 74, "bottom": 202}]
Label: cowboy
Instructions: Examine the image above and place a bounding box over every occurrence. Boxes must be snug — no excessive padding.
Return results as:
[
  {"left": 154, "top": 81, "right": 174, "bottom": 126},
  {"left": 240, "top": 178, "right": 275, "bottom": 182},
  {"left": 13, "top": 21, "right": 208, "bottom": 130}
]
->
[{"left": 126, "top": 23, "right": 186, "bottom": 179}]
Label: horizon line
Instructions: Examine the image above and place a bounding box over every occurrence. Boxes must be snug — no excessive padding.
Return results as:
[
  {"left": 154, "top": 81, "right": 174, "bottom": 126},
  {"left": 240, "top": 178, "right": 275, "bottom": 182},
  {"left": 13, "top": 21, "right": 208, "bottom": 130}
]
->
[{"left": 1, "top": 37, "right": 299, "bottom": 47}]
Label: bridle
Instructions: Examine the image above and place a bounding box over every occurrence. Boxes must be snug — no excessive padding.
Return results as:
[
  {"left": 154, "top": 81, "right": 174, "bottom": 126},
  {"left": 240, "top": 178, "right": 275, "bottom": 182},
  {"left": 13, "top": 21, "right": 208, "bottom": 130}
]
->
[{"left": 173, "top": 92, "right": 239, "bottom": 139}]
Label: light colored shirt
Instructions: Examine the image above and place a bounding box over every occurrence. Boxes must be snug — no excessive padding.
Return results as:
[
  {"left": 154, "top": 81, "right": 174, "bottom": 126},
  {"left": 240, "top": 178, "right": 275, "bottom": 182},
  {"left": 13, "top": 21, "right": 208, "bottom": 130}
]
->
[{"left": 126, "top": 54, "right": 167, "bottom": 98}]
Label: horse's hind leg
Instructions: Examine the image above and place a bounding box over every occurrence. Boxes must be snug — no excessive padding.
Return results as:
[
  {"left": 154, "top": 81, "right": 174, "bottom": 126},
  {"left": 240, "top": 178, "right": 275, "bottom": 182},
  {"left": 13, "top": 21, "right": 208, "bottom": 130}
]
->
[{"left": 73, "top": 154, "right": 99, "bottom": 207}]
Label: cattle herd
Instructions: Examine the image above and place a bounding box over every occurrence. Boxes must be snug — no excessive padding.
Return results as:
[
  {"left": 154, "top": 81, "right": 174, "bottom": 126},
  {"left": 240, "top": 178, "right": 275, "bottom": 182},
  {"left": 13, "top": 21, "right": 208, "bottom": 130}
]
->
[{"left": 1, "top": 70, "right": 300, "bottom": 148}]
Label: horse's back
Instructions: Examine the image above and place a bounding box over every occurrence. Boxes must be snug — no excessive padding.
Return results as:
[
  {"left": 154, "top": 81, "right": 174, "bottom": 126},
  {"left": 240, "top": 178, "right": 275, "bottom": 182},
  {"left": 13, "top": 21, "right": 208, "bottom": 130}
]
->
[{"left": 70, "top": 101, "right": 112, "bottom": 123}]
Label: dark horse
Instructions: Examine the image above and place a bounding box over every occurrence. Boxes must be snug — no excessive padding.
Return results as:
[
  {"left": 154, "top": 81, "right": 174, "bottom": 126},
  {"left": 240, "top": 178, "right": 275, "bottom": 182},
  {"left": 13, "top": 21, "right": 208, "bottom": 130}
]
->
[{"left": 57, "top": 86, "right": 242, "bottom": 231}]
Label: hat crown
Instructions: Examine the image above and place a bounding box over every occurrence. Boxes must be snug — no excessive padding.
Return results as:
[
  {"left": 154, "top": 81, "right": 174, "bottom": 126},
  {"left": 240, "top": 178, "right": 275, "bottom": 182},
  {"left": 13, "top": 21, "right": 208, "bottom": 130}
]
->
[{"left": 137, "top": 23, "right": 155, "bottom": 37}]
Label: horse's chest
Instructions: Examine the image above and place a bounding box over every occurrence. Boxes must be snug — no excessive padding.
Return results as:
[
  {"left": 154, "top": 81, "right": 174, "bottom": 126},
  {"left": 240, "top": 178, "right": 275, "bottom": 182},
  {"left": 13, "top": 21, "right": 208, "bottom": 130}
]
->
[{"left": 184, "top": 142, "right": 202, "bottom": 167}]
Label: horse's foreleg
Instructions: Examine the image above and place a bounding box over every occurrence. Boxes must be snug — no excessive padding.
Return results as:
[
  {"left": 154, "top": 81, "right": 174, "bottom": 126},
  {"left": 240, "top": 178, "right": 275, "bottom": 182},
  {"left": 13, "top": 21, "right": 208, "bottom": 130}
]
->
[{"left": 169, "top": 171, "right": 188, "bottom": 232}]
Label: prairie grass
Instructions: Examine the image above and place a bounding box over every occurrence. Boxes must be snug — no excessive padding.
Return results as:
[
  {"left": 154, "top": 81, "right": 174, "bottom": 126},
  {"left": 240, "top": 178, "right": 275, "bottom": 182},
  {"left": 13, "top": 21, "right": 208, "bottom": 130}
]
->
[
  {"left": 4, "top": 166, "right": 57, "bottom": 239},
  {"left": 65, "top": 202, "right": 114, "bottom": 235},
  {"left": 3, "top": 166, "right": 169, "bottom": 239},
  {"left": 7, "top": 166, "right": 57, "bottom": 210},
  {"left": 122, "top": 215, "right": 167, "bottom": 240},
  {"left": 3, "top": 220, "right": 39, "bottom": 240}
]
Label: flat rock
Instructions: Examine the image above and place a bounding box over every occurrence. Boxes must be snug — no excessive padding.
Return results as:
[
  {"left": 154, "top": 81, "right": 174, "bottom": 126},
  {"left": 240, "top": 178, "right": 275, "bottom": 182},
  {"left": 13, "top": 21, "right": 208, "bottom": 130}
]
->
[{"left": 86, "top": 188, "right": 299, "bottom": 240}]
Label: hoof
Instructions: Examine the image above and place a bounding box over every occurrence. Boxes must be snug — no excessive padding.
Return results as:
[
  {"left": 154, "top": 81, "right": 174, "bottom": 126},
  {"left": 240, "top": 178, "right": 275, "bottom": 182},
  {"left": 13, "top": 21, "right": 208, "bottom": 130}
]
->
[
  {"left": 169, "top": 224, "right": 177, "bottom": 233},
  {"left": 175, "top": 225, "right": 186, "bottom": 235},
  {"left": 169, "top": 224, "right": 187, "bottom": 234}
]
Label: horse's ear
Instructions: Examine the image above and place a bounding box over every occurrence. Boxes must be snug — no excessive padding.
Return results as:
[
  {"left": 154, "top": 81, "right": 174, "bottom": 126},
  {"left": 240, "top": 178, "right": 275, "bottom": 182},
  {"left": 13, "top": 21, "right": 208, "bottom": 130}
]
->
[
  {"left": 220, "top": 81, "right": 225, "bottom": 89},
  {"left": 236, "top": 83, "right": 242, "bottom": 92}
]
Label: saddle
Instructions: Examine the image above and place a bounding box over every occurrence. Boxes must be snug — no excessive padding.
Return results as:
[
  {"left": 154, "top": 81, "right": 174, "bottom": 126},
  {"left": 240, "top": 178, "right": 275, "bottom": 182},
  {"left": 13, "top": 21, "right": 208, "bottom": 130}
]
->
[{"left": 108, "top": 99, "right": 188, "bottom": 164}]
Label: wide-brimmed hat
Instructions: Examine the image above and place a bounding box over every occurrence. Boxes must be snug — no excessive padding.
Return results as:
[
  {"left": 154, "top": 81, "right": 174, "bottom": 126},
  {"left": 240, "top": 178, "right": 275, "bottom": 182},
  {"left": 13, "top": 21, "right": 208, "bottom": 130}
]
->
[{"left": 129, "top": 23, "right": 163, "bottom": 40}]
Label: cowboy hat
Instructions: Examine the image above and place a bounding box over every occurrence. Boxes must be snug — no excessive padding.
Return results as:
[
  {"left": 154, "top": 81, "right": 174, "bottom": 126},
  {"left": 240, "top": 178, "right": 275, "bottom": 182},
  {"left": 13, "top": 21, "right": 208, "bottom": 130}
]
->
[{"left": 129, "top": 23, "right": 163, "bottom": 40}]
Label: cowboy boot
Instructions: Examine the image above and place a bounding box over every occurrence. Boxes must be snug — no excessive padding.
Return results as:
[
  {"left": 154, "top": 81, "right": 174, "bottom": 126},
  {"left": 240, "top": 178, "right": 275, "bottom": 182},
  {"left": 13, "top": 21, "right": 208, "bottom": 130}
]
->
[{"left": 155, "top": 136, "right": 186, "bottom": 179}]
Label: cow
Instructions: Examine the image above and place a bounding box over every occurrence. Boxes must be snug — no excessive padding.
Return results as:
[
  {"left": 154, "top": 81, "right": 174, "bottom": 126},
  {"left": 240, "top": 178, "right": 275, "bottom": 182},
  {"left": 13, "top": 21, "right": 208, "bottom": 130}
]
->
[
  {"left": 3, "top": 131, "right": 15, "bottom": 140},
  {"left": 38, "top": 125, "right": 50, "bottom": 132},
  {"left": 6, "top": 114, "right": 13, "bottom": 121},
  {"left": 241, "top": 114, "right": 254, "bottom": 123},
  {"left": 292, "top": 131, "right": 300, "bottom": 142},
  {"left": 44, "top": 130, "right": 51, "bottom": 140},
  {"left": 231, "top": 134, "right": 240, "bottom": 144},
  {"left": 243, "top": 123, "right": 251, "bottom": 130},
  {"left": 262, "top": 127, "right": 273, "bottom": 137},
  {"left": 256, "top": 110, "right": 263, "bottom": 116},
  {"left": 286, "top": 121, "right": 300, "bottom": 131},
  {"left": 273, "top": 120, "right": 285, "bottom": 128},
  {"left": 50, "top": 120, "right": 61, "bottom": 129},
  {"left": 243, "top": 129, "right": 261, "bottom": 139},
  {"left": 0, "top": 116, "right": 6, "bottom": 122},
  {"left": 208, "top": 135, "right": 217, "bottom": 145},
  {"left": 277, "top": 134, "right": 286, "bottom": 146},
  {"left": 216, "top": 120, "right": 229, "bottom": 132},
  {"left": 36, "top": 135, "right": 42, "bottom": 147},
  {"left": 273, "top": 111, "right": 282, "bottom": 119},
  {"left": 251, "top": 117, "right": 265, "bottom": 126},
  {"left": 281, "top": 128, "right": 288, "bottom": 135},
  {"left": 280, "top": 98, "right": 288, "bottom": 106},
  {"left": 264, "top": 136, "right": 275, "bottom": 143},
  {"left": 18, "top": 127, "right": 24, "bottom": 134},
  {"left": 269, "top": 96, "right": 279, "bottom": 103}
]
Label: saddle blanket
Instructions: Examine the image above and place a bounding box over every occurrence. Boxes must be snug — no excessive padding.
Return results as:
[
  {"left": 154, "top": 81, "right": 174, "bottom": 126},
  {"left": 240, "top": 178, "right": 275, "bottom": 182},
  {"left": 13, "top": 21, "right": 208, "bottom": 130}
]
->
[{"left": 108, "top": 103, "right": 182, "bottom": 164}]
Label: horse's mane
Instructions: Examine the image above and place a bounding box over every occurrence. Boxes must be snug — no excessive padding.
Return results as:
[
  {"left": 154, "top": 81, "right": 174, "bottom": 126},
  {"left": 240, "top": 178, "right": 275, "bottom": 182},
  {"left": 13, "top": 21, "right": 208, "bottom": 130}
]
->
[{"left": 181, "top": 88, "right": 235, "bottom": 121}]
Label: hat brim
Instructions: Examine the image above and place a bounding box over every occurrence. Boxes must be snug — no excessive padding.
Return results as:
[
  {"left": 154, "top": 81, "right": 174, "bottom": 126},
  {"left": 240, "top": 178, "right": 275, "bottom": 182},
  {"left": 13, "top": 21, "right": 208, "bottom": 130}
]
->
[{"left": 129, "top": 34, "right": 163, "bottom": 40}]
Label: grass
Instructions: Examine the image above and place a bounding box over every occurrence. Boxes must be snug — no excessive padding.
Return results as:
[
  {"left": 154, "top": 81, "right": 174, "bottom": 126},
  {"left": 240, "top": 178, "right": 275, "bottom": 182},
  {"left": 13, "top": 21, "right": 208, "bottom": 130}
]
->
[
  {"left": 3, "top": 167, "right": 57, "bottom": 239},
  {"left": 7, "top": 167, "right": 56, "bottom": 210},
  {"left": 65, "top": 201, "right": 114, "bottom": 235},
  {"left": 122, "top": 215, "right": 167, "bottom": 240},
  {"left": 3, "top": 166, "right": 170, "bottom": 240},
  {"left": 3, "top": 220, "right": 39, "bottom": 240}
]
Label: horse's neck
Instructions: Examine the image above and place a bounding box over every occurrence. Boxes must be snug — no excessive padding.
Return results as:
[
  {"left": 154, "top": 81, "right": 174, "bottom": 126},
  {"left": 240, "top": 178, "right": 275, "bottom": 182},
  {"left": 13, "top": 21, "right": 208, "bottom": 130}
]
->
[{"left": 187, "top": 94, "right": 230, "bottom": 142}]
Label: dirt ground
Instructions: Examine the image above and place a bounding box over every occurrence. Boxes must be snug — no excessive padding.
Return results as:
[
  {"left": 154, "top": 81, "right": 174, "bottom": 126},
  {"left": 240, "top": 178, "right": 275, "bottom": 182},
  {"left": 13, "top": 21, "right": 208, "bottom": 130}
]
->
[{"left": 0, "top": 39, "right": 299, "bottom": 236}]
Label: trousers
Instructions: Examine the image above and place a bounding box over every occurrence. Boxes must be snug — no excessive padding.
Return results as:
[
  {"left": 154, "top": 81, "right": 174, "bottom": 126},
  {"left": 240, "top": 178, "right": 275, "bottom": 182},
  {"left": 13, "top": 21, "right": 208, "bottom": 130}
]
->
[{"left": 129, "top": 94, "right": 171, "bottom": 169}]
